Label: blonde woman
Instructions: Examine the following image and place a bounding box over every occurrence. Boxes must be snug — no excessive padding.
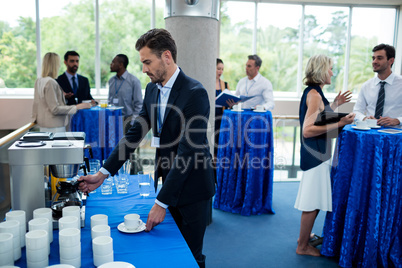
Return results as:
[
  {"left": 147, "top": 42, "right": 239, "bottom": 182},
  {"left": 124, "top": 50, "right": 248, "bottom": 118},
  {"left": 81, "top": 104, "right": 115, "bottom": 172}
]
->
[
  {"left": 32, "top": 52, "right": 91, "bottom": 133},
  {"left": 295, "top": 55, "right": 354, "bottom": 256}
]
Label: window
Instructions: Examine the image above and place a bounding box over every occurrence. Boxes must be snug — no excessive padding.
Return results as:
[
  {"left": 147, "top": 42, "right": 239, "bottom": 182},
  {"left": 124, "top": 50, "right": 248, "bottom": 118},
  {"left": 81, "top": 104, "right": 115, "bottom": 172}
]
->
[
  {"left": 303, "top": 5, "right": 349, "bottom": 93},
  {"left": 0, "top": 0, "right": 36, "bottom": 91},
  {"left": 348, "top": 7, "right": 396, "bottom": 93},
  {"left": 257, "top": 3, "right": 302, "bottom": 92},
  {"left": 219, "top": 1, "right": 255, "bottom": 90}
]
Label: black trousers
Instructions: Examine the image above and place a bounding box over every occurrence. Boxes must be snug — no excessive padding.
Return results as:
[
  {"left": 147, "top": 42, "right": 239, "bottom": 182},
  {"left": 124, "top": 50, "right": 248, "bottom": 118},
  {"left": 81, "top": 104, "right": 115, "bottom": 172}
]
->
[{"left": 169, "top": 199, "right": 209, "bottom": 268}]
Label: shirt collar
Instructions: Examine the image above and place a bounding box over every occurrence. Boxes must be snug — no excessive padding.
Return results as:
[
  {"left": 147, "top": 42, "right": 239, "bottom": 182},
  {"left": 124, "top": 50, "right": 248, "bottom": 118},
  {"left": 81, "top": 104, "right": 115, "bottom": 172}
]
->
[
  {"left": 116, "top": 70, "right": 128, "bottom": 80},
  {"left": 249, "top": 72, "right": 261, "bottom": 82},
  {"left": 157, "top": 66, "right": 180, "bottom": 93},
  {"left": 65, "top": 71, "right": 77, "bottom": 80},
  {"left": 375, "top": 72, "right": 395, "bottom": 85}
]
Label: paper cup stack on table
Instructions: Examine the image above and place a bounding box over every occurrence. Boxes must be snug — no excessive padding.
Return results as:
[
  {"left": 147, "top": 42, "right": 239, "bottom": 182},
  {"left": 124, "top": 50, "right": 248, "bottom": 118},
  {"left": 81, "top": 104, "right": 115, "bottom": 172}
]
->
[
  {"left": 46, "top": 264, "right": 75, "bottom": 267},
  {"left": 93, "top": 236, "right": 114, "bottom": 266},
  {"left": 92, "top": 225, "right": 111, "bottom": 240},
  {"left": 91, "top": 214, "right": 108, "bottom": 229},
  {"left": 25, "top": 229, "right": 49, "bottom": 268},
  {"left": 6, "top": 210, "right": 26, "bottom": 247},
  {"left": 59, "top": 227, "right": 81, "bottom": 267},
  {"left": 0, "top": 220, "right": 21, "bottom": 261},
  {"left": 28, "top": 217, "right": 50, "bottom": 255},
  {"left": 33, "top": 208, "right": 53, "bottom": 243},
  {"left": 0, "top": 232, "right": 15, "bottom": 266}
]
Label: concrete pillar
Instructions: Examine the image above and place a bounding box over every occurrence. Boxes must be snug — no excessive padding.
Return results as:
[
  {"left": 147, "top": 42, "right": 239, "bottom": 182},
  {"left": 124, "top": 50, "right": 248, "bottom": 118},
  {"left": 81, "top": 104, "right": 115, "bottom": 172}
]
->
[{"left": 165, "top": 0, "right": 219, "bottom": 150}]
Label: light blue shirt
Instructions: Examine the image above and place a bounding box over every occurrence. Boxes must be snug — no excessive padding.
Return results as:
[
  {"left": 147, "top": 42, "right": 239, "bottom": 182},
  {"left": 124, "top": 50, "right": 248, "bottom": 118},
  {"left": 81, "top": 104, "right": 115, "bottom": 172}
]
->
[{"left": 65, "top": 71, "right": 79, "bottom": 90}]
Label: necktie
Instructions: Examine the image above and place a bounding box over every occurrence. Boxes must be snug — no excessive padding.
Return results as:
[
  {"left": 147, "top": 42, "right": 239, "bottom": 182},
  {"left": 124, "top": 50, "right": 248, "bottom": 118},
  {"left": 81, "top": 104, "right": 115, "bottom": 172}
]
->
[
  {"left": 72, "top": 76, "right": 78, "bottom": 96},
  {"left": 374, "top": 81, "right": 386, "bottom": 119}
]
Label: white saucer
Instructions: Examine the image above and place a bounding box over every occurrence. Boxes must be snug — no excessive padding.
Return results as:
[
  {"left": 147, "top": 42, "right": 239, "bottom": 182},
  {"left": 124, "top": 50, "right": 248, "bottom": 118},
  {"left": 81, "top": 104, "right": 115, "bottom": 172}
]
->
[
  {"left": 352, "top": 126, "right": 370, "bottom": 131},
  {"left": 369, "top": 125, "right": 381, "bottom": 129},
  {"left": 99, "top": 261, "right": 135, "bottom": 268},
  {"left": 117, "top": 221, "right": 146, "bottom": 233},
  {"left": 232, "top": 109, "right": 244, "bottom": 112},
  {"left": 253, "top": 110, "right": 266, "bottom": 113}
]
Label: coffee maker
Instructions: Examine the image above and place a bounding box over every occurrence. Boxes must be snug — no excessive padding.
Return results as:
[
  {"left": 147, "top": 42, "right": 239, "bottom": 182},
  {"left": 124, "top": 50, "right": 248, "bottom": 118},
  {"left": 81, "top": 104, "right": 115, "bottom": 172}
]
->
[{"left": 8, "top": 132, "right": 88, "bottom": 227}]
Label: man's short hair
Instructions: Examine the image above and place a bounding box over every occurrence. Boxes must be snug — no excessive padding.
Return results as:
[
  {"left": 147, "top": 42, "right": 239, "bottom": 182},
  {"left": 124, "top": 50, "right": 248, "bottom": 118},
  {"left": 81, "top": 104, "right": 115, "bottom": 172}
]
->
[
  {"left": 135, "top": 29, "right": 177, "bottom": 63},
  {"left": 248, "top": 54, "right": 262, "bottom": 68},
  {"left": 372, "top": 44, "right": 395, "bottom": 60},
  {"left": 116, "top": 54, "right": 129, "bottom": 68},
  {"left": 64, "top": 51, "right": 80, "bottom": 61}
]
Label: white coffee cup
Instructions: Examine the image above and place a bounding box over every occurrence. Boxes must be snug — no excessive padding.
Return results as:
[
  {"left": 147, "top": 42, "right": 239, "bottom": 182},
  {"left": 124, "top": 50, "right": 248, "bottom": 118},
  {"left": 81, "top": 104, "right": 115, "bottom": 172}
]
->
[
  {"left": 59, "top": 216, "right": 79, "bottom": 231},
  {"left": 59, "top": 242, "right": 81, "bottom": 260},
  {"left": 26, "top": 247, "right": 49, "bottom": 262},
  {"left": 0, "top": 248, "right": 14, "bottom": 266},
  {"left": 6, "top": 210, "right": 26, "bottom": 247},
  {"left": 25, "top": 229, "right": 48, "bottom": 251},
  {"left": 46, "top": 265, "right": 75, "bottom": 268},
  {"left": 91, "top": 225, "right": 111, "bottom": 240},
  {"left": 93, "top": 251, "right": 114, "bottom": 267},
  {"left": 356, "top": 120, "right": 368, "bottom": 129},
  {"left": 92, "top": 236, "right": 113, "bottom": 255},
  {"left": 27, "top": 258, "right": 49, "bottom": 268},
  {"left": 59, "top": 228, "right": 80, "bottom": 247},
  {"left": 62, "top": 206, "right": 81, "bottom": 229},
  {"left": 255, "top": 105, "right": 264, "bottom": 111},
  {"left": 366, "top": 119, "right": 378, "bottom": 127},
  {"left": 33, "top": 208, "right": 53, "bottom": 243},
  {"left": 60, "top": 256, "right": 81, "bottom": 268},
  {"left": 124, "top": 214, "right": 141, "bottom": 230},
  {"left": 0, "top": 233, "right": 14, "bottom": 266},
  {"left": 91, "top": 214, "right": 108, "bottom": 229},
  {"left": 233, "top": 103, "right": 242, "bottom": 111},
  {"left": 0, "top": 220, "right": 21, "bottom": 255}
]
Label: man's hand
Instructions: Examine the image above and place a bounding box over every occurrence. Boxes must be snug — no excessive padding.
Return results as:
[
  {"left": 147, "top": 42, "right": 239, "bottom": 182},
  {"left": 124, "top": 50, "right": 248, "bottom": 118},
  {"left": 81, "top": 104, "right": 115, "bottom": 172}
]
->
[
  {"left": 364, "top": 115, "right": 376, "bottom": 120},
  {"left": 145, "top": 203, "right": 166, "bottom": 232},
  {"left": 226, "top": 99, "right": 238, "bottom": 108},
  {"left": 377, "top": 116, "right": 400, "bottom": 127},
  {"left": 77, "top": 171, "right": 107, "bottom": 194}
]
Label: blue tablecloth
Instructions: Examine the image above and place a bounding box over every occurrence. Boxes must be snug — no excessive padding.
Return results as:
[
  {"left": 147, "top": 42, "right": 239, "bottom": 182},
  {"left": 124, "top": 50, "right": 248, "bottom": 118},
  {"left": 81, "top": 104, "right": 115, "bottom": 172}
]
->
[
  {"left": 70, "top": 106, "right": 124, "bottom": 163},
  {"left": 213, "top": 109, "right": 275, "bottom": 216},
  {"left": 15, "top": 175, "right": 198, "bottom": 267},
  {"left": 321, "top": 125, "right": 402, "bottom": 267}
]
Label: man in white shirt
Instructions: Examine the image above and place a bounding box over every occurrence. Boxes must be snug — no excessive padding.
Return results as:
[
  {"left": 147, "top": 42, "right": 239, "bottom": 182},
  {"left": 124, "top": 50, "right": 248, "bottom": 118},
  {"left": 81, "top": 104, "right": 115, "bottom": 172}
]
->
[
  {"left": 353, "top": 44, "right": 402, "bottom": 126},
  {"left": 235, "top": 54, "right": 274, "bottom": 110}
]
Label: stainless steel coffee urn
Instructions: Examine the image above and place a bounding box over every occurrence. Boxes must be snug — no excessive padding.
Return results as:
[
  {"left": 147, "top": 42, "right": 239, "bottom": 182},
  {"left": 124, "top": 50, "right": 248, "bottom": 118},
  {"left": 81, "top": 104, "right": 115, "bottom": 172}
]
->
[{"left": 8, "top": 132, "right": 86, "bottom": 223}]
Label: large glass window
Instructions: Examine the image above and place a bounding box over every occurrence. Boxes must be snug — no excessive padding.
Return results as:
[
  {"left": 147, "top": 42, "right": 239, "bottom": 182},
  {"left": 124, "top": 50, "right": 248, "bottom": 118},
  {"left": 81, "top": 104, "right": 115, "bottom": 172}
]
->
[
  {"left": 348, "top": 7, "right": 396, "bottom": 93},
  {"left": 303, "top": 5, "right": 349, "bottom": 93},
  {"left": 257, "top": 3, "right": 302, "bottom": 92},
  {"left": 0, "top": 0, "right": 36, "bottom": 90},
  {"left": 219, "top": 1, "right": 255, "bottom": 90},
  {"left": 40, "top": 0, "right": 95, "bottom": 87}
]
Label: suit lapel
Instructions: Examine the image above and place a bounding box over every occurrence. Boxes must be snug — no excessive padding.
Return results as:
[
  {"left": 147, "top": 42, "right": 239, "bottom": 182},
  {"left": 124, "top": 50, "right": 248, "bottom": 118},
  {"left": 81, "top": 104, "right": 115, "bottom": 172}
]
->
[{"left": 149, "top": 84, "right": 160, "bottom": 135}]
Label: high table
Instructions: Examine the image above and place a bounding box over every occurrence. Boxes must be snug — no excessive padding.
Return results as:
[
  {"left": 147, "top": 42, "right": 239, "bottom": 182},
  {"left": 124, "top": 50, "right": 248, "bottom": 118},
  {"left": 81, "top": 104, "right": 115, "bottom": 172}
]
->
[
  {"left": 70, "top": 106, "right": 124, "bottom": 163},
  {"left": 213, "top": 109, "right": 275, "bottom": 216},
  {"left": 321, "top": 125, "right": 402, "bottom": 267},
  {"left": 14, "top": 175, "right": 197, "bottom": 268}
]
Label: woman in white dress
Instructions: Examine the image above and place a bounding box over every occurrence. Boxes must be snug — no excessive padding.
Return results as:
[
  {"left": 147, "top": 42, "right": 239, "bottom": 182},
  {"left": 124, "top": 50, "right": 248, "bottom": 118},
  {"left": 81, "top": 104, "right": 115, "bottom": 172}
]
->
[
  {"left": 295, "top": 55, "right": 354, "bottom": 256},
  {"left": 32, "top": 52, "right": 90, "bottom": 133}
]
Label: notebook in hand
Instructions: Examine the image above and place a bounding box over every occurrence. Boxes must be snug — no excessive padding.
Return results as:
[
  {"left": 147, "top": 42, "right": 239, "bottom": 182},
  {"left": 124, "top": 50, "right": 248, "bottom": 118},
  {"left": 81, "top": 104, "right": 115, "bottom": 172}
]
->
[
  {"left": 314, "top": 111, "right": 349, "bottom": 126},
  {"left": 215, "top": 89, "right": 256, "bottom": 107}
]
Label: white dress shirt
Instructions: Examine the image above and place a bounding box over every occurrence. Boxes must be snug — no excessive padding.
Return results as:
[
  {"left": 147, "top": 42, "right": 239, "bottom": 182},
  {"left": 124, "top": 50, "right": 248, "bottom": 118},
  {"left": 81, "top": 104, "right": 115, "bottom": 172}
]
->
[
  {"left": 100, "top": 67, "right": 181, "bottom": 209},
  {"left": 353, "top": 72, "right": 402, "bottom": 125},
  {"left": 235, "top": 73, "right": 274, "bottom": 110}
]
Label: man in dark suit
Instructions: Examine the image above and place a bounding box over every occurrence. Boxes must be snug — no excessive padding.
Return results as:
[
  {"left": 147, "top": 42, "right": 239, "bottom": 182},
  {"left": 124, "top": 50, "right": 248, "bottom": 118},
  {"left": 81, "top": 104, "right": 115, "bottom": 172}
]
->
[
  {"left": 56, "top": 51, "right": 96, "bottom": 105},
  {"left": 78, "top": 29, "right": 215, "bottom": 268}
]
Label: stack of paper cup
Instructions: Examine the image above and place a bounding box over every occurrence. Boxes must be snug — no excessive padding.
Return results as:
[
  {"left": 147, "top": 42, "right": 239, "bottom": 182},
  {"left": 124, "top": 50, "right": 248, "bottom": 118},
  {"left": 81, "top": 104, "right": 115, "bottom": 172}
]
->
[
  {"left": 62, "top": 206, "right": 81, "bottom": 229},
  {"left": 0, "top": 220, "right": 21, "bottom": 261},
  {"left": 0, "top": 233, "right": 14, "bottom": 266},
  {"left": 28, "top": 218, "right": 50, "bottom": 255},
  {"left": 33, "top": 208, "right": 53, "bottom": 243},
  {"left": 6, "top": 210, "right": 26, "bottom": 247},
  {"left": 93, "top": 236, "right": 114, "bottom": 267},
  {"left": 46, "top": 265, "right": 75, "bottom": 268},
  {"left": 25, "top": 229, "right": 49, "bottom": 268},
  {"left": 59, "top": 228, "right": 81, "bottom": 267},
  {"left": 59, "top": 216, "right": 79, "bottom": 231}
]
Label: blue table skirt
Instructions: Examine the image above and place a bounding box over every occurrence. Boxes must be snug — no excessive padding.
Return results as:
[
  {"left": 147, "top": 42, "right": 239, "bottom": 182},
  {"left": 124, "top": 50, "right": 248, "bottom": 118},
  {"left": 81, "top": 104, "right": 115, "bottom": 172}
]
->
[
  {"left": 321, "top": 125, "right": 402, "bottom": 267},
  {"left": 214, "top": 109, "right": 275, "bottom": 216},
  {"left": 14, "top": 176, "right": 198, "bottom": 268},
  {"left": 71, "top": 106, "right": 124, "bottom": 163}
]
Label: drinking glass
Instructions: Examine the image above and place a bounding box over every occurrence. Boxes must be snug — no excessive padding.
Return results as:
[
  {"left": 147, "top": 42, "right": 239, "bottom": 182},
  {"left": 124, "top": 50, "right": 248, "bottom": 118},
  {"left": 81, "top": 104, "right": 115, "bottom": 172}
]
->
[
  {"left": 101, "top": 178, "right": 113, "bottom": 195},
  {"left": 139, "top": 174, "right": 151, "bottom": 197}
]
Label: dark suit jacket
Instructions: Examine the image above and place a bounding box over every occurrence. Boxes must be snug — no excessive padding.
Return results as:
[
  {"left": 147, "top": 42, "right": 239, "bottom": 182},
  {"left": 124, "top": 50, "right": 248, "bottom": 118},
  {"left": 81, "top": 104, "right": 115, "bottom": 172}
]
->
[
  {"left": 56, "top": 72, "right": 93, "bottom": 105},
  {"left": 103, "top": 70, "right": 215, "bottom": 207}
]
